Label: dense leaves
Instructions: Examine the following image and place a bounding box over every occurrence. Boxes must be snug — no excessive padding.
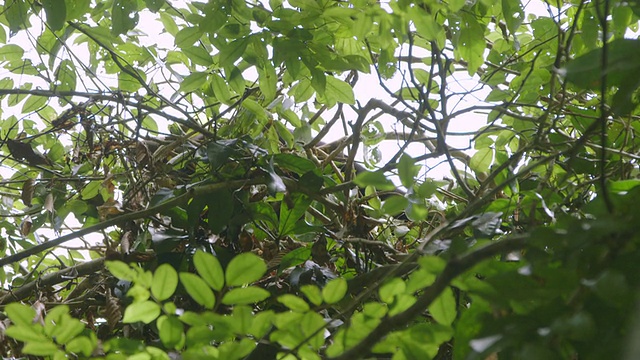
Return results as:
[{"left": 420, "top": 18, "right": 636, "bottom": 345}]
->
[{"left": 1, "top": 0, "right": 640, "bottom": 359}]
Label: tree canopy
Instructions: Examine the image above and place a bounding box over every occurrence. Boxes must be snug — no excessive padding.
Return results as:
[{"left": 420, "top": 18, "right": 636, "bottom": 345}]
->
[{"left": 1, "top": 0, "right": 640, "bottom": 359}]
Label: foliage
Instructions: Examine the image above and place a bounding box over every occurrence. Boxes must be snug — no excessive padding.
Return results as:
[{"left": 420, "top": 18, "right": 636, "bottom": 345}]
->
[{"left": 0, "top": 0, "right": 640, "bottom": 359}]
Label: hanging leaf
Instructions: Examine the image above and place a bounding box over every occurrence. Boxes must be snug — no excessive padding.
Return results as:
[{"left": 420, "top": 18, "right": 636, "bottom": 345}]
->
[
  {"left": 42, "top": 0, "right": 67, "bottom": 32},
  {"left": 21, "top": 178, "right": 35, "bottom": 207}
]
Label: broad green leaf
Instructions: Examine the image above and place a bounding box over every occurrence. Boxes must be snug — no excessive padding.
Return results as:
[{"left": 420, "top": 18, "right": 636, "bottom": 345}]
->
[
  {"left": 210, "top": 73, "right": 232, "bottom": 104},
  {"left": 241, "top": 98, "right": 268, "bottom": 121},
  {"left": 225, "top": 252, "right": 267, "bottom": 286},
  {"left": 501, "top": 0, "right": 524, "bottom": 34},
  {"left": 159, "top": 12, "right": 179, "bottom": 36},
  {"left": 221, "top": 286, "right": 271, "bottom": 305},
  {"left": 175, "top": 27, "right": 202, "bottom": 48},
  {"left": 249, "top": 310, "right": 275, "bottom": 338},
  {"left": 182, "top": 46, "right": 214, "bottom": 66},
  {"left": 118, "top": 65, "right": 146, "bottom": 93},
  {"left": 379, "top": 278, "right": 406, "bottom": 304},
  {"left": 325, "top": 76, "right": 355, "bottom": 105},
  {"left": 65, "top": 0, "right": 90, "bottom": 21},
  {"left": 122, "top": 300, "right": 161, "bottom": 324},
  {"left": 455, "top": 15, "right": 485, "bottom": 75},
  {"left": 180, "top": 72, "right": 208, "bottom": 93},
  {"left": 398, "top": 153, "right": 419, "bottom": 188},
  {"left": 22, "top": 341, "right": 59, "bottom": 356},
  {"left": 53, "top": 59, "right": 76, "bottom": 96},
  {"left": 194, "top": 250, "right": 225, "bottom": 291},
  {"left": 5, "top": 325, "right": 48, "bottom": 342},
  {"left": 4, "top": 0, "right": 29, "bottom": 33},
  {"left": 180, "top": 273, "right": 216, "bottom": 309},
  {"left": 0, "top": 45, "right": 24, "bottom": 62},
  {"left": 278, "top": 246, "right": 311, "bottom": 272},
  {"left": 259, "top": 61, "right": 278, "bottom": 103},
  {"left": 42, "top": 0, "right": 67, "bottom": 32},
  {"left": 381, "top": 195, "right": 409, "bottom": 216},
  {"left": 111, "top": 0, "right": 139, "bottom": 36},
  {"left": 22, "top": 95, "right": 47, "bottom": 114},
  {"left": 219, "top": 37, "right": 251, "bottom": 68},
  {"left": 322, "top": 278, "right": 347, "bottom": 304},
  {"left": 151, "top": 264, "right": 178, "bottom": 301},
  {"left": 278, "top": 294, "right": 310, "bottom": 312},
  {"left": 278, "top": 193, "right": 312, "bottom": 236},
  {"left": 144, "top": 0, "right": 165, "bottom": 12},
  {"left": 207, "top": 189, "right": 234, "bottom": 233},
  {"left": 65, "top": 336, "right": 95, "bottom": 357},
  {"left": 5, "top": 303, "right": 36, "bottom": 327},
  {"left": 157, "top": 315, "right": 183, "bottom": 349},
  {"left": 353, "top": 171, "right": 396, "bottom": 191},
  {"left": 105, "top": 261, "right": 137, "bottom": 282},
  {"left": 50, "top": 316, "right": 84, "bottom": 345},
  {"left": 428, "top": 287, "right": 457, "bottom": 326},
  {"left": 469, "top": 148, "right": 493, "bottom": 173},
  {"left": 301, "top": 285, "right": 323, "bottom": 306}
]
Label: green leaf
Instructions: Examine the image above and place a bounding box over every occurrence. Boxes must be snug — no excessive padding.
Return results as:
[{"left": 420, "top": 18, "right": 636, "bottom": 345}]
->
[
  {"left": 105, "top": 261, "right": 137, "bottom": 282},
  {"left": 180, "top": 72, "right": 208, "bottom": 93},
  {"left": 278, "top": 246, "right": 311, "bottom": 272},
  {"left": 325, "top": 76, "right": 355, "bottom": 105},
  {"left": 428, "top": 287, "right": 457, "bottom": 326},
  {"left": 111, "top": 0, "right": 139, "bottom": 36},
  {"left": 122, "top": 300, "right": 161, "bottom": 324},
  {"left": 180, "top": 273, "right": 216, "bottom": 309},
  {"left": 456, "top": 15, "right": 485, "bottom": 75},
  {"left": 353, "top": 171, "right": 396, "bottom": 191},
  {"left": 279, "top": 193, "right": 312, "bottom": 236},
  {"left": 157, "top": 315, "right": 184, "bottom": 349},
  {"left": 118, "top": 65, "right": 146, "bottom": 92},
  {"left": 210, "top": 72, "right": 232, "bottom": 104},
  {"left": 194, "top": 250, "right": 225, "bottom": 291},
  {"left": 22, "top": 95, "right": 47, "bottom": 114},
  {"left": 221, "top": 286, "right": 271, "bottom": 305},
  {"left": 322, "top": 278, "right": 347, "bottom": 304},
  {"left": 278, "top": 294, "right": 310, "bottom": 312},
  {"left": 0, "top": 45, "right": 24, "bottom": 62},
  {"left": 501, "top": 0, "right": 524, "bottom": 34},
  {"left": 182, "top": 46, "right": 214, "bottom": 66},
  {"left": 53, "top": 59, "right": 76, "bottom": 95},
  {"left": 151, "top": 264, "right": 178, "bottom": 301},
  {"left": 41, "top": 0, "right": 67, "bottom": 32},
  {"left": 175, "top": 27, "right": 202, "bottom": 48},
  {"left": 51, "top": 316, "right": 85, "bottom": 345},
  {"left": 5, "top": 325, "right": 47, "bottom": 342},
  {"left": 4, "top": 0, "right": 29, "bottom": 33},
  {"left": 259, "top": 61, "right": 278, "bottom": 103},
  {"left": 219, "top": 37, "right": 251, "bottom": 68},
  {"left": 241, "top": 98, "right": 268, "bottom": 121},
  {"left": 22, "top": 341, "right": 59, "bottom": 356},
  {"left": 5, "top": 303, "right": 36, "bottom": 326},
  {"left": 226, "top": 253, "right": 267, "bottom": 286},
  {"left": 398, "top": 154, "right": 419, "bottom": 188},
  {"left": 381, "top": 195, "right": 409, "bottom": 216},
  {"left": 65, "top": 336, "right": 95, "bottom": 357},
  {"left": 469, "top": 148, "right": 493, "bottom": 173},
  {"left": 207, "top": 189, "right": 234, "bottom": 233},
  {"left": 144, "top": 0, "right": 165, "bottom": 12}
]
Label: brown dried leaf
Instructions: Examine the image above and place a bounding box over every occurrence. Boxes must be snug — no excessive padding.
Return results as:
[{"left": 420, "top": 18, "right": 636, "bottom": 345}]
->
[
  {"left": 21, "top": 178, "right": 35, "bottom": 207},
  {"left": 44, "top": 193, "right": 55, "bottom": 214},
  {"left": 97, "top": 199, "right": 124, "bottom": 220},
  {"left": 20, "top": 216, "right": 32, "bottom": 237},
  {"left": 105, "top": 289, "right": 122, "bottom": 332}
]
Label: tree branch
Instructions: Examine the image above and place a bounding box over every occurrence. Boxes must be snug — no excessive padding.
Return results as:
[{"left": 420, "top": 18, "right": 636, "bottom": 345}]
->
[{"left": 328, "top": 233, "right": 530, "bottom": 360}]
